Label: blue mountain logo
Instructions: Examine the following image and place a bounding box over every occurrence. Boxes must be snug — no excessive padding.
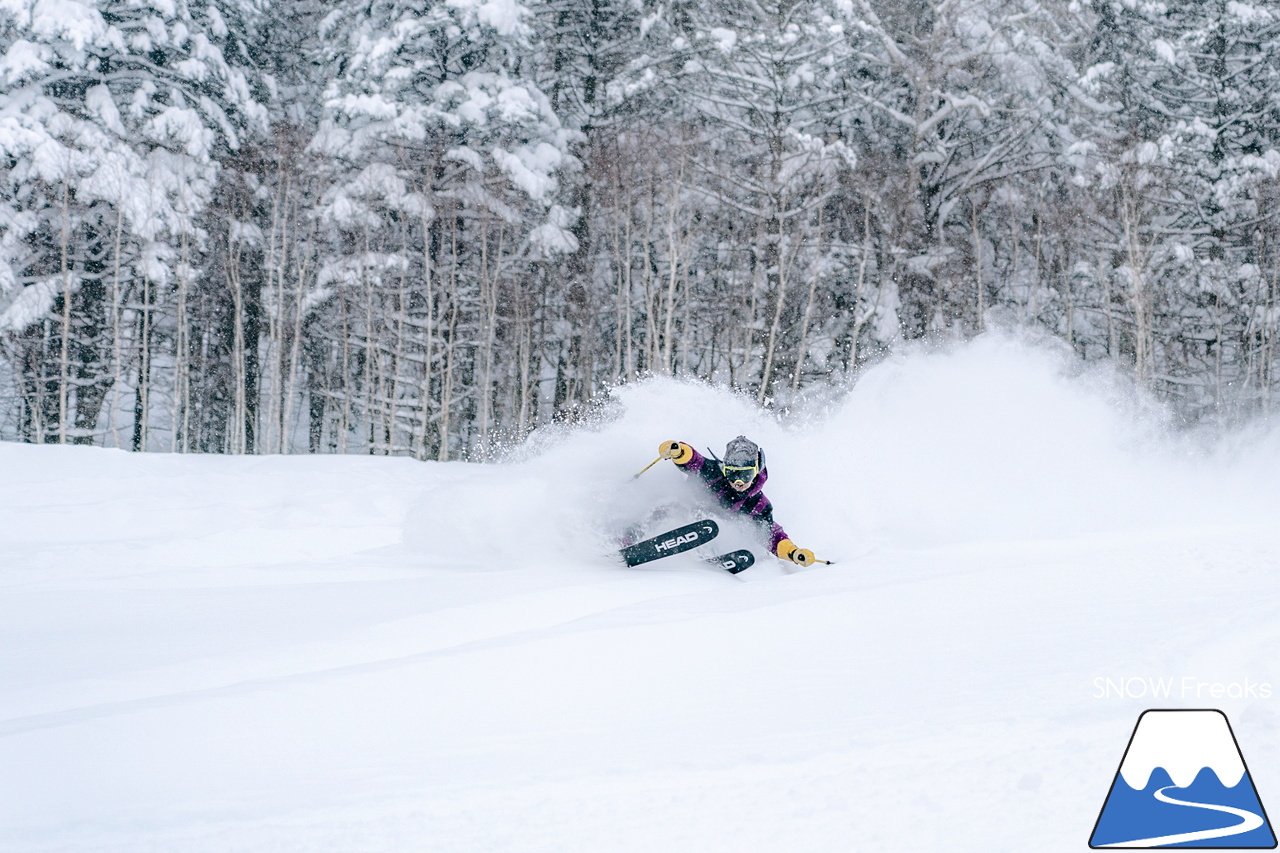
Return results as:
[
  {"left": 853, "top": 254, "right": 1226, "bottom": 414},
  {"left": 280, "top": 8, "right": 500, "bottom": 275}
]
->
[{"left": 1091, "top": 709, "right": 1276, "bottom": 848}]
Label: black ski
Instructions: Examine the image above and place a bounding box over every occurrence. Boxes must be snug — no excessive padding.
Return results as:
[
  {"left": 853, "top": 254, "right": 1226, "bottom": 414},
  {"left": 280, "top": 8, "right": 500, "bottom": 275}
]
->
[
  {"left": 705, "top": 549, "right": 754, "bottom": 574},
  {"left": 620, "top": 519, "right": 719, "bottom": 567}
]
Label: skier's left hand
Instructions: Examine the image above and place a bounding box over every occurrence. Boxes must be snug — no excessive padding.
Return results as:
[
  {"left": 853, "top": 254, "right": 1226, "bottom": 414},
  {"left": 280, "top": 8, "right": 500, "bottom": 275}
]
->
[
  {"left": 777, "top": 539, "right": 816, "bottom": 566},
  {"left": 789, "top": 547, "right": 816, "bottom": 567}
]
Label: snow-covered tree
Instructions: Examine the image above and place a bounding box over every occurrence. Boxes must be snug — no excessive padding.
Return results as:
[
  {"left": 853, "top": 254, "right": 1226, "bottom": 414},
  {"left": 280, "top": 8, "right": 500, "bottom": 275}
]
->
[
  {"left": 530, "top": 0, "right": 645, "bottom": 408},
  {"left": 0, "top": 0, "right": 267, "bottom": 445},
  {"left": 671, "top": 0, "right": 861, "bottom": 399},
  {"left": 310, "top": 0, "right": 577, "bottom": 457},
  {"left": 5, "top": 0, "right": 1280, "bottom": 450},
  {"left": 1067, "top": 0, "right": 1280, "bottom": 412},
  {"left": 841, "top": 0, "right": 1083, "bottom": 339}
]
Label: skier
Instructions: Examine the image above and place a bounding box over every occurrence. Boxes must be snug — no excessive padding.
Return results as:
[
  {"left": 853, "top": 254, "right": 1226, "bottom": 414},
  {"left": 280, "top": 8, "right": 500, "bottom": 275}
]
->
[{"left": 656, "top": 435, "right": 818, "bottom": 567}]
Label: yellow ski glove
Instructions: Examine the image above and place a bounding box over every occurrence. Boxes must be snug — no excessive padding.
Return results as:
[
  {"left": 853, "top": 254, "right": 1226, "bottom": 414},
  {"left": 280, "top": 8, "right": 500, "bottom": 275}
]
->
[
  {"left": 658, "top": 440, "right": 693, "bottom": 464},
  {"left": 776, "top": 539, "right": 816, "bottom": 566}
]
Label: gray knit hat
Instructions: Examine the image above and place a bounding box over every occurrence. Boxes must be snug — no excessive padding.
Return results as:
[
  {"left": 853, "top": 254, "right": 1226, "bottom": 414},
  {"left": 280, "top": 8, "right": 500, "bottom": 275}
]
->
[{"left": 723, "top": 435, "right": 762, "bottom": 468}]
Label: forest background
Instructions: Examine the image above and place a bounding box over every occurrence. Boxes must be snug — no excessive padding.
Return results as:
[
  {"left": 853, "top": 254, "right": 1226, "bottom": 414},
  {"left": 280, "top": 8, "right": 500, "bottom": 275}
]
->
[{"left": 3, "top": 0, "right": 1279, "bottom": 457}]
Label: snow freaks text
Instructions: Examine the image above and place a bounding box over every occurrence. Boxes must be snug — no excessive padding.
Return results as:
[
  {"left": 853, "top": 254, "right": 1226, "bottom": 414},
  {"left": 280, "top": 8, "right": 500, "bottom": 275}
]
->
[{"left": 1093, "top": 677, "right": 1274, "bottom": 701}]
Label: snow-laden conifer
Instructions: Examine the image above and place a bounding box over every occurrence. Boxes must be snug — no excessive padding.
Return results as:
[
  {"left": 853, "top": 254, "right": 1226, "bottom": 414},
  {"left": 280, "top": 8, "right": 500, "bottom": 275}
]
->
[{"left": 0, "top": 0, "right": 267, "bottom": 445}]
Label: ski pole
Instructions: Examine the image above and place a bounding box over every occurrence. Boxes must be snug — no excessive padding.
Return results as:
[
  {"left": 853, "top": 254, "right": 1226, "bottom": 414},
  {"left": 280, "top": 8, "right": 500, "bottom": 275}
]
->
[{"left": 631, "top": 455, "right": 665, "bottom": 480}]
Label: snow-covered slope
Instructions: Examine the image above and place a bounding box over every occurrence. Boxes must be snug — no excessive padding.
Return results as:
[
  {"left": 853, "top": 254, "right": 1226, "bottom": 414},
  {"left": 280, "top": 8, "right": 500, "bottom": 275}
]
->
[{"left": 4, "top": 333, "right": 1280, "bottom": 852}]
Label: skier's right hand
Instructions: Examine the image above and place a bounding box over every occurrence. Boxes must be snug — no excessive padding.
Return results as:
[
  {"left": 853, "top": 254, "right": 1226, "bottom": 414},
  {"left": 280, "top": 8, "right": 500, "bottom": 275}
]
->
[{"left": 658, "top": 440, "right": 685, "bottom": 460}]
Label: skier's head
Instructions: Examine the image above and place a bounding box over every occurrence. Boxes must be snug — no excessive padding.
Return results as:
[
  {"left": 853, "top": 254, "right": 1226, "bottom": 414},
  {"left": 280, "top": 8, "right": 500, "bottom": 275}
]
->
[{"left": 722, "top": 435, "right": 763, "bottom": 492}]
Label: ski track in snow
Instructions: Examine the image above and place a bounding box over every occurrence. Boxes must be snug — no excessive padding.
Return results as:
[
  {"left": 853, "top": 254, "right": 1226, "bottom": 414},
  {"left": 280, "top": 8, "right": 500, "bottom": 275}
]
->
[{"left": 4, "top": 336, "right": 1280, "bottom": 851}]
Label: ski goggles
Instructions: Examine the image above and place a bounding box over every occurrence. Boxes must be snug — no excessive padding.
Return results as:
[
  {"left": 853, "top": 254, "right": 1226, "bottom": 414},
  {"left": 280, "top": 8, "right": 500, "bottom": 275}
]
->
[{"left": 722, "top": 463, "right": 758, "bottom": 487}]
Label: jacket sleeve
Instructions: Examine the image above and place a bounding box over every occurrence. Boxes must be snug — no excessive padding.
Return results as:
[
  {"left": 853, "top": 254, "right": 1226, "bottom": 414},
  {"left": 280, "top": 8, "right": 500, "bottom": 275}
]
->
[
  {"left": 744, "top": 493, "right": 789, "bottom": 556},
  {"left": 769, "top": 523, "right": 790, "bottom": 555}
]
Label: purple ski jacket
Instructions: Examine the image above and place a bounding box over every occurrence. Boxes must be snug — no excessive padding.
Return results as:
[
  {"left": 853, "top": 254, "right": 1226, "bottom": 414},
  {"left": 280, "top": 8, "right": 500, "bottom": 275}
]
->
[{"left": 674, "top": 446, "right": 790, "bottom": 555}]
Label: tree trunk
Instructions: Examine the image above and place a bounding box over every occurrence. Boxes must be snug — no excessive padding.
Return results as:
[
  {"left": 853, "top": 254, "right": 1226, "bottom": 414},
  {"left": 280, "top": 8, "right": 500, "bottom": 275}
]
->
[{"left": 58, "top": 181, "right": 71, "bottom": 445}]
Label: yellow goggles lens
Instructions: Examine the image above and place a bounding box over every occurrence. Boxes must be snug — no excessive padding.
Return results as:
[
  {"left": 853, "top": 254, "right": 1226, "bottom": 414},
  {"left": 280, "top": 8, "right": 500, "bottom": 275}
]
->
[{"left": 722, "top": 464, "right": 758, "bottom": 484}]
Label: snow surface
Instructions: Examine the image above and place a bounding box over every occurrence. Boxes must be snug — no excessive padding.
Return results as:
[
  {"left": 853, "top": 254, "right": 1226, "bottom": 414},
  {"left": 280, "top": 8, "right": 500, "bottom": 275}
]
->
[{"left": 5, "top": 334, "right": 1280, "bottom": 851}]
